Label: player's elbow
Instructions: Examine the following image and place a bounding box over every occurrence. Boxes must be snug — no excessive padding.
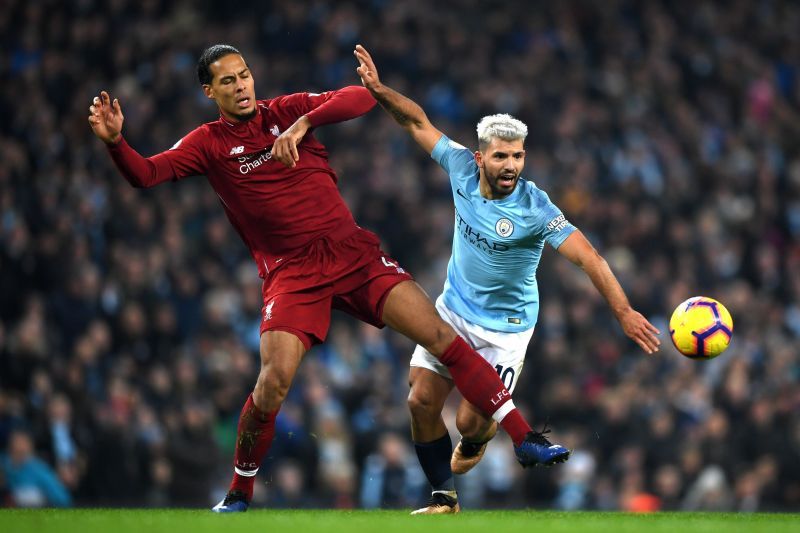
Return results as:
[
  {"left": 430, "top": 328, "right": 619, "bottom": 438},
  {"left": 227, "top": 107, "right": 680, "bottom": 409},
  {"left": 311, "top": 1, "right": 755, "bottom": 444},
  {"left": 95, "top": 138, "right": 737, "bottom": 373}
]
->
[
  {"left": 415, "top": 113, "right": 434, "bottom": 131},
  {"left": 121, "top": 172, "right": 158, "bottom": 189},
  {"left": 128, "top": 179, "right": 156, "bottom": 190},
  {"left": 349, "top": 85, "right": 377, "bottom": 107},
  {"left": 406, "top": 123, "right": 425, "bottom": 140},
  {"left": 577, "top": 247, "right": 604, "bottom": 271}
]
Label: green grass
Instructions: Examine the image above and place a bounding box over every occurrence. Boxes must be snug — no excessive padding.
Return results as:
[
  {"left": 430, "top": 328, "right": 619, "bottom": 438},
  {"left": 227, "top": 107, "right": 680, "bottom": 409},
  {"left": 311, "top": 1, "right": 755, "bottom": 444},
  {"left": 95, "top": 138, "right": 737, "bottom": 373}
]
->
[{"left": 0, "top": 509, "right": 797, "bottom": 533}]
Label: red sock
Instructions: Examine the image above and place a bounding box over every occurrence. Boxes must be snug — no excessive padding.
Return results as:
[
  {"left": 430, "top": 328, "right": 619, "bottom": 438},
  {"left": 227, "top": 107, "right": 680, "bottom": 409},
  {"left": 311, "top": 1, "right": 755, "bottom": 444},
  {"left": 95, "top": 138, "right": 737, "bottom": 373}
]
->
[
  {"left": 439, "top": 336, "right": 532, "bottom": 445},
  {"left": 229, "top": 394, "right": 278, "bottom": 501}
]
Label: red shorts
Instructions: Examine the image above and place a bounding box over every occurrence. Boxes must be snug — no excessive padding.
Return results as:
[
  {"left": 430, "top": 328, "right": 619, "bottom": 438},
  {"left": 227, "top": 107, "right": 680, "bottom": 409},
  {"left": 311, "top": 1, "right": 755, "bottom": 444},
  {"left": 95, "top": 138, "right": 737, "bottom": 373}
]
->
[{"left": 259, "top": 226, "right": 414, "bottom": 350}]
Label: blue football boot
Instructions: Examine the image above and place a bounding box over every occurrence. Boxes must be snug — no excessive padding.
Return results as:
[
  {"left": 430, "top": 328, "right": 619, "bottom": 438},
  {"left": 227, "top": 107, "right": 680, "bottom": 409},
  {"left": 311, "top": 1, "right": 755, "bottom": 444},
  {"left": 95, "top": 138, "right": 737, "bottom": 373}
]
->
[
  {"left": 211, "top": 490, "right": 250, "bottom": 513},
  {"left": 514, "top": 429, "right": 571, "bottom": 467}
]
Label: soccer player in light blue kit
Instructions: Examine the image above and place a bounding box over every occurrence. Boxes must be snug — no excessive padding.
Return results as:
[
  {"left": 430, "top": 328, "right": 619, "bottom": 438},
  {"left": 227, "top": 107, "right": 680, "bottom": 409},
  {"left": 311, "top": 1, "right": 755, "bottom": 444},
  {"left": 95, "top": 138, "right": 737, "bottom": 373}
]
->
[{"left": 355, "top": 45, "right": 661, "bottom": 514}]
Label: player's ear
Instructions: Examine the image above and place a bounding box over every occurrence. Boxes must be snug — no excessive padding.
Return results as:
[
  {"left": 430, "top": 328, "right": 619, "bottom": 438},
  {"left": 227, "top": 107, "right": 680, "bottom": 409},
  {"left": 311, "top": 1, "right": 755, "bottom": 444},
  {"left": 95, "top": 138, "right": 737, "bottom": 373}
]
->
[
  {"left": 474, "top": 150, "right": 483, "bottom": 167},
  {"left": 202, "top": 84, "right": 214, "bottom": 100}
]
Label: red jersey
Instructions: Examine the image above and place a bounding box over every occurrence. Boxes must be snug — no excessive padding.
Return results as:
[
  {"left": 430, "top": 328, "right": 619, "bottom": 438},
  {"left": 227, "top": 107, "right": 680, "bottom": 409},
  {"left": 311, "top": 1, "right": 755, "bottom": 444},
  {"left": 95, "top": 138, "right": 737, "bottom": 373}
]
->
[{"left": 107, "top": 86, "right": 376, "bottom": 277}]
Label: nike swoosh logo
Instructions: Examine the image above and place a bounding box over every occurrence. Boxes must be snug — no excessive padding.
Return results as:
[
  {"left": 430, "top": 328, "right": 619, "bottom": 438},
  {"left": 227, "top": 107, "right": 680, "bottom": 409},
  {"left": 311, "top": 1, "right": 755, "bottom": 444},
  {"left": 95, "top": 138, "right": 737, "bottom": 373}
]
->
[{"left": 456, "top": 188, "right": 469, "bottom": 200}]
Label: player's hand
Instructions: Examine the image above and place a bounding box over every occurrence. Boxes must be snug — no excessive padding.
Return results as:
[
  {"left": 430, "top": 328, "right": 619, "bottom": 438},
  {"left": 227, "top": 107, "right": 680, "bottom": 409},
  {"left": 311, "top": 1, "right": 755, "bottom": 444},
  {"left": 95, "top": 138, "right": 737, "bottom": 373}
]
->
[
  {"left": 618, "top": 308, "right": 661, "bottom": 354},
  {"left": 88, "top": 91, "right": 124, "bottom": 144},
  {"left": 354, "top": 44, "right": 381, "bottom": 93},
  {"left": 271, "top": 115, "right": 310, "bottom": 168}
]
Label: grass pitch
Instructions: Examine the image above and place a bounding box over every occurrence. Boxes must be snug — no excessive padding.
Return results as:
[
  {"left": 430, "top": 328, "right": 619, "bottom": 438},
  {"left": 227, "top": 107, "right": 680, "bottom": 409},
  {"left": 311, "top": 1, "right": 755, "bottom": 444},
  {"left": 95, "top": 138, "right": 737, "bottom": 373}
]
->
[{"left": 0, "top": 509, "right": 797, "bottom": 533}]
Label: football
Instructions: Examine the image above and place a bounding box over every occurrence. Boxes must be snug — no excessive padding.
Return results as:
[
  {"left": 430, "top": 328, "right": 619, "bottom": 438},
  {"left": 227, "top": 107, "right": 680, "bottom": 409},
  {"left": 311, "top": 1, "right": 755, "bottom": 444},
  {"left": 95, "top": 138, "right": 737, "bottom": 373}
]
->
[{"left": 669, "top": 297, "right": 734, "bottom": 359}]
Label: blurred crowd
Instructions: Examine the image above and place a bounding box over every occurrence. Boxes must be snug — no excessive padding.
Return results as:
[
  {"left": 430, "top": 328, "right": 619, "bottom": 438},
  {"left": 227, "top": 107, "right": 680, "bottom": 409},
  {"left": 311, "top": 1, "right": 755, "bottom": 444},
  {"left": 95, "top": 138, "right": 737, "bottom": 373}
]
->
[{"left": 1, "top": 0, "right": 799, "bottom": 511}]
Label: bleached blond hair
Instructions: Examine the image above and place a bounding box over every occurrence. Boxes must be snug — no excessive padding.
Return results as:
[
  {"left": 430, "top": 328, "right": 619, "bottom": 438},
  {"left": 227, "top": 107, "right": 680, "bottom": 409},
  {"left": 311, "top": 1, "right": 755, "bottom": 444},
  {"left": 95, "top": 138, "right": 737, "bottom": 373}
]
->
[{"left": 476, "top": 114, "right": 528, "bottom": 151}]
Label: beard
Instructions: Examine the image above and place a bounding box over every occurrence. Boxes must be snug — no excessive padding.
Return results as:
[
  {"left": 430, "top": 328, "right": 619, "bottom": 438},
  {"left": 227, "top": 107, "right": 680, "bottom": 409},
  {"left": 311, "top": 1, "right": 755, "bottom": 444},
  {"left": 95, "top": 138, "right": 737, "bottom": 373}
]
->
[
  {"left": 232, "top": 108, "right": 258, "bottom": 121},
  {"left": 486, "top": 170, "right": 519, "bottom": 198}
]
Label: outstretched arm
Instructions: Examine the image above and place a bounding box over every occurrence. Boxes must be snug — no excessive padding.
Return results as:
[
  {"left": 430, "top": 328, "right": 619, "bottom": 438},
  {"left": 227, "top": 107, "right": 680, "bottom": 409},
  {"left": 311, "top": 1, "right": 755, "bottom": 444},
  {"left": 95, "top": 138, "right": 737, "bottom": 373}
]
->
[
  {"left": 354, "top": 44, "right": 444, "bottom": 155},
  {"left": 88, "top": 90, "right": 202, "bottom": 187},
  {"left": 557, "top": 231, "right": 661, "bottom": 354}
]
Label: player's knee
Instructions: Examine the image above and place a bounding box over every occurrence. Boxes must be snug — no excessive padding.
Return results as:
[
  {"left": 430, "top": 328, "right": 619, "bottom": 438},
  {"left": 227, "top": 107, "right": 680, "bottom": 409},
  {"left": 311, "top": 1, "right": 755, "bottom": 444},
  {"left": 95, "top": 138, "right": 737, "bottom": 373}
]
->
[
  {"left": 457, "top": 415, "right": 496, "bottom": 442},
  {"left": 422, "top": 322, "right": 457, "bottom": 357},
  {"left": 253, "top": 365, "right": 292, "bottom": 411},
  {"left": 407, "top": 387, "right": 439, "bottom": 421}
]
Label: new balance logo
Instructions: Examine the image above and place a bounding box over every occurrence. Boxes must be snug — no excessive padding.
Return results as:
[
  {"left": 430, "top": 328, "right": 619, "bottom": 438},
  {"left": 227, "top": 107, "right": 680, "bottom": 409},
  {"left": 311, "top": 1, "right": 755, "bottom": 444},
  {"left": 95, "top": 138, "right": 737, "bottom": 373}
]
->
[
  {"left": 270, "top": 125, "right": 280, "bottom": 136},
  {"left": 229, "top": 145, "right": 244, "bottom": 155}
]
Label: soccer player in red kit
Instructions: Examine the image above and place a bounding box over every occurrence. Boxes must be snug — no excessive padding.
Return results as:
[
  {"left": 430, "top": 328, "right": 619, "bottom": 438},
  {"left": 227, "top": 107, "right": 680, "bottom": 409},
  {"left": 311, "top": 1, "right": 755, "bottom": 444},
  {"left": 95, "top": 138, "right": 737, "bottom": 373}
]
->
[{"left": 88, "top": 44, "right": 566, "bottom": 512}]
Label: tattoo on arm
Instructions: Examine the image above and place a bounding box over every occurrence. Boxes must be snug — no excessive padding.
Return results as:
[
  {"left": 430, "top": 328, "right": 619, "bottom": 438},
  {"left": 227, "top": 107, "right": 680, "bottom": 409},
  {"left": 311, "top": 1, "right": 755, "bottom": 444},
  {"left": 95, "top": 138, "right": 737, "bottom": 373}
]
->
[
  {"left": 374, "top": 87, "right": 422, "bottom": 128},
  {"left": 381, "top": 101, "right": 413, "bottom": 125}
]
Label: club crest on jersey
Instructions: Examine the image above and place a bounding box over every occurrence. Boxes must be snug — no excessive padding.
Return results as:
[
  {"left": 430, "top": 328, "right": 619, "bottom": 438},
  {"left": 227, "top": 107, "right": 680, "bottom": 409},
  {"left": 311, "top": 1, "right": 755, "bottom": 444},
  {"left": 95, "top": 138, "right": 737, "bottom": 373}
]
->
[
  {"left": 495, "top": 218, "right": 514, "bottom": 238},
  {"left": 270, "top": 125, "right": 280, "bottom": 137},
  {"left": 264, "top": 300, "right": 275, "bottom": 321}
]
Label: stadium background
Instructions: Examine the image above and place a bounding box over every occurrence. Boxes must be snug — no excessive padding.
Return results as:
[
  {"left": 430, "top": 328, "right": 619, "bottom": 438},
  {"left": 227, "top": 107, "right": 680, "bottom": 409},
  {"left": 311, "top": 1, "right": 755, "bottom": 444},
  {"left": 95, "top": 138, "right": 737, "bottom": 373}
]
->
[{"left": 1, "top": 0, "right": 799, "bottom": 511}]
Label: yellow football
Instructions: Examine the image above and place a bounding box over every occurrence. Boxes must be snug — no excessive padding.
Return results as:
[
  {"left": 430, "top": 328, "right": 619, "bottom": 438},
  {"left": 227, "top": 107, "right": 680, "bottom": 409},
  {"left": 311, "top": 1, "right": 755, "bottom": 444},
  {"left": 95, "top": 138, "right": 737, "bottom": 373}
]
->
[{"left": 669, "top": 297, "right": 733, "bottom": 359}]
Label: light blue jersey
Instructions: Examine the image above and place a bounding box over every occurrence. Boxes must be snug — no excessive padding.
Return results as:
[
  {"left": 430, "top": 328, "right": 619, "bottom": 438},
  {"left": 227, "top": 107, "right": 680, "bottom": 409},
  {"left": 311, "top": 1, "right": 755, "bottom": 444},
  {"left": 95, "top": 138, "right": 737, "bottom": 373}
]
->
[{"left": 432, "top": 134, "right": 577, "bottom": 333}]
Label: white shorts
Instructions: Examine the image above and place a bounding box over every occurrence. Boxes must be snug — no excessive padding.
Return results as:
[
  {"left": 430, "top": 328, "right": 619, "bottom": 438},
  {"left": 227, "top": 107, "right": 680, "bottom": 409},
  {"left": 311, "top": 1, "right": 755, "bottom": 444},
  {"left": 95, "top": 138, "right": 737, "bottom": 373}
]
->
[{"left": 410, "top": 295, "right": 534, "bottom": 393}]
